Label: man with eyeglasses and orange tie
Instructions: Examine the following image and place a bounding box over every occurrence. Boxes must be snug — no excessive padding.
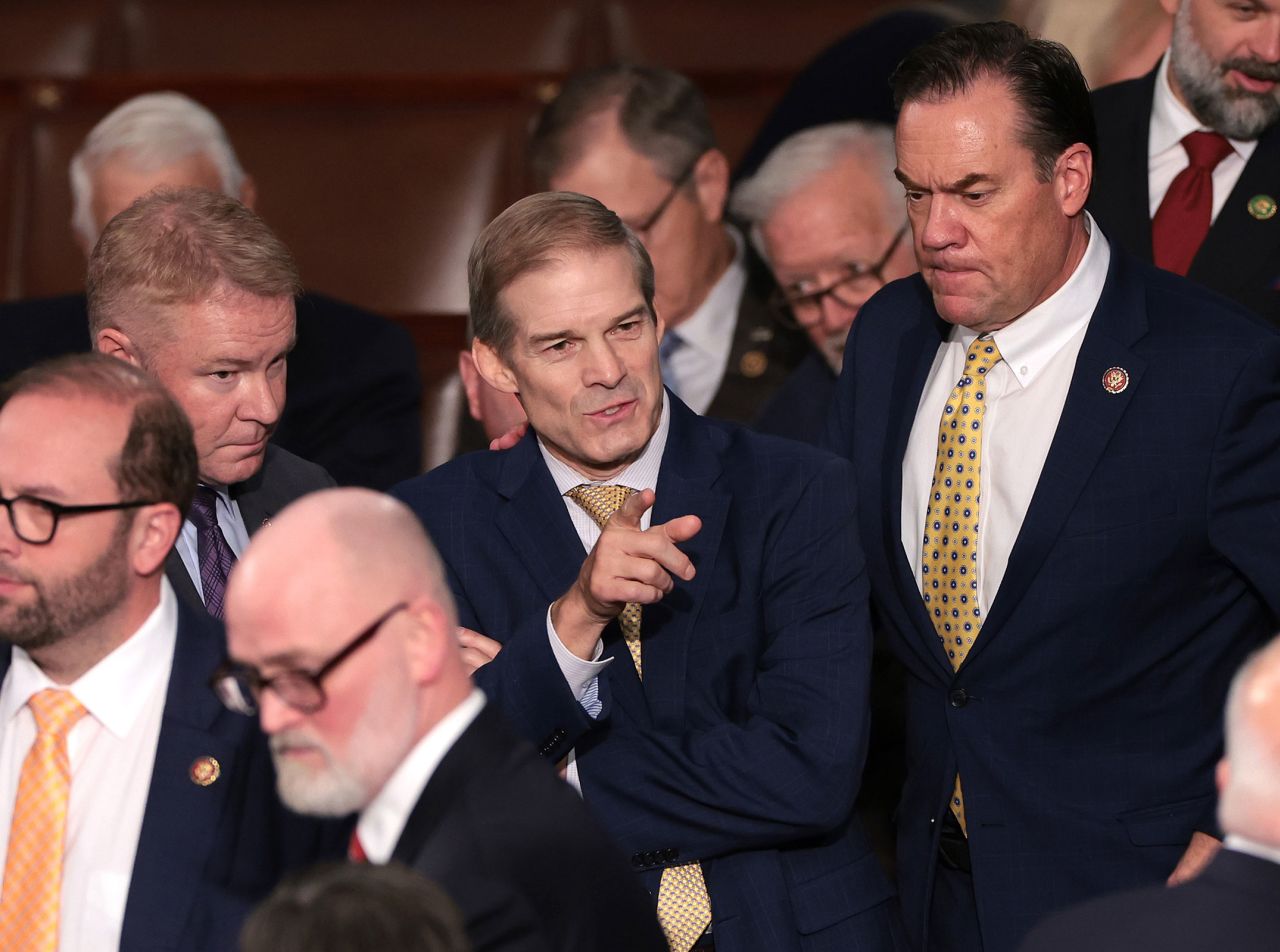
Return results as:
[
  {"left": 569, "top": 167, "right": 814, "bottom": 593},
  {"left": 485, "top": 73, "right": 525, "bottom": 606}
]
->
[
  {"left": 0, "top": 353, "right": 333, "bottom": 952},
  {"left": 732, "top": 122, "right": 917, "bottom": 445},
  {"left": 218, "top": 487, "right": 665, "bottom": 952},
  {"left": 528, "top": 64, "right": 808, "bottom": 425}
]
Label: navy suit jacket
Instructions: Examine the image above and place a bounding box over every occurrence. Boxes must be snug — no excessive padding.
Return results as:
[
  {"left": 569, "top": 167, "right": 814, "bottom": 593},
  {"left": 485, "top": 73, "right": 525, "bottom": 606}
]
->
[
  {"left": 0, "top": 596, "right": 338, "bottom": 951},
  {"left": 754, "top": 350, "right": 837, "bottom": 446},
  {"left": 1018, "top": 848, "right": 1280, "bottom": 952},
  {"left": 395, "top": 396, "right": 902, "bottom": 951},
  {"left": 824, "top": 246, "right": 1280, "bottom": 952},
  {"left": 1089, "top": 68, "right": 1280, "bottom": 326}
]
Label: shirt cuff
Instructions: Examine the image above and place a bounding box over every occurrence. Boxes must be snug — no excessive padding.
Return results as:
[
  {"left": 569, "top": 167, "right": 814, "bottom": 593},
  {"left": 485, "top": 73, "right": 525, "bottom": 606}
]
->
[{"left": 546, "top": 606, "right": 611, "bottom": 717}]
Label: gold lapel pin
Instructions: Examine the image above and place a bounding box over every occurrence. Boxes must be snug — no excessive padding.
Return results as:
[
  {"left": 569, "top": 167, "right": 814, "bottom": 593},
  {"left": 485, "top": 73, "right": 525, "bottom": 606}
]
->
[
  {"left": 190, "top": 756, "right": 221, "bottom": 786},
  {"left": 740, "top": 350, "right": 768, "bottom": 378},
  {"left": 1248, "top": 194, "right": 1277, "bottom": 221},
  {"left": 1102, "top": 367, "right": 1129, "bottom": 394}
]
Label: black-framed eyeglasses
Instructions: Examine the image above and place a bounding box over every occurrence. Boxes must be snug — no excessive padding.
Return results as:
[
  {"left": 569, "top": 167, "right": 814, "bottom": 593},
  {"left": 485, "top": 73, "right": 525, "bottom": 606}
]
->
[
  {"left": 0, "top": 494, "right": 157, "bottom": 546},
  {"left": 210, "top": 601, "right": 409, "bottom": 717},
  {"left": 628, "top": 160, "right": 698, "bottom": 235},
  {"left": 769, "top": 224, "right": 910, "bottom": 330}
]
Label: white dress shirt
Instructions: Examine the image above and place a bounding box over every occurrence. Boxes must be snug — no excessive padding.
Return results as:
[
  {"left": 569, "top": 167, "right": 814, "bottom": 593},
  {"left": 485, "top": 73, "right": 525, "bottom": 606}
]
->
[
  {"left": 174, "top": 484, "right": 250, "bottom": 605},
  {"left": 355, "top": 688, "right": 486, "bottom": 864},
  {"left": 1147, "top": 53, "right": 1257, "bottom": 222},
  {"left": 902, "top": 218, "right": 1111, "bottom": 616},
  {"left": 0, "top": 580, "right": 178, "bottom": 952},
  {"left": 538, "top": 393, "right": 672, "bottom": 790},
  {"left": 663, "top": 226, "right": 747, "bottom": 414}
]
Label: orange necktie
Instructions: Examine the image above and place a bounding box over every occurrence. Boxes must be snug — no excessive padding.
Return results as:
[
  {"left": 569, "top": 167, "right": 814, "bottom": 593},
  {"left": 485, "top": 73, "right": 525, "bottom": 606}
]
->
[{"left": 0, "top": 688, "right": 87, "bottom": 952}]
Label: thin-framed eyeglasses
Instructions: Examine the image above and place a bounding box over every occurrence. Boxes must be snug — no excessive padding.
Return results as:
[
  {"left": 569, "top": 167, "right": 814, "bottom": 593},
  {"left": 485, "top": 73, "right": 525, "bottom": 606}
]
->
[
  {"left": 770, "top": 224, "right": 910, "bottom": 330},
  {"left": 628, "top": 159, "right": 698, "bottom": 236},
  {"left": 210, "top": 601, "right": 409, "bottom": 717},
  {"left": 0, "top": 494, "right": 157, "bottom": 545}
]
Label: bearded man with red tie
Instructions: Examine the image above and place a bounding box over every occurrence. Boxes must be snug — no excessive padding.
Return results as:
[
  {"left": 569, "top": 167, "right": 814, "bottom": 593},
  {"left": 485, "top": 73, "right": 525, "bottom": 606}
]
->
[{"left": 1089, "top": 0, "right": 1280, "bottom": 324}]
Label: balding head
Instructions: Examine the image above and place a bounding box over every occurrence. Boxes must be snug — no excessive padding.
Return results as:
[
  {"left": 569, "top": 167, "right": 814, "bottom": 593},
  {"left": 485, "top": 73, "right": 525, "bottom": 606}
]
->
[
  {"left": 1219, "top": 634, "right": 1280, "bottom": 845},
  {"left": 224, "top": 488, "right": 468, "bottom": 817}
]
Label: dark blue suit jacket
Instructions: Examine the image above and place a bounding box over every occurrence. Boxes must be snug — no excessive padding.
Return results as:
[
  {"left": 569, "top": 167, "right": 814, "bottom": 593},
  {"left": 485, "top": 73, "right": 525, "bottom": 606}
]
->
[
  {"left": 395, "top": 396, "right": 902, "bottom": 951},
  {"left": 1018, "top": 848, "right": 1280, "bottom": 952},
  {"left": 824, "top": 246, "right": 1280, "bottom": 952},
  {"left": 0, "top": 595, "right": 340, "bottom": 951}
]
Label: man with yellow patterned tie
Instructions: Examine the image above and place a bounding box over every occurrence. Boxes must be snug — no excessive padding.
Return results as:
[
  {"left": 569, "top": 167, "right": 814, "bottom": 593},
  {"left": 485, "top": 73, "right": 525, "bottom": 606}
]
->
[
  {"left": 0, "top": 353, "right": 334, "bottom": 951},
  {"left": 825, "top": 21, "right": 1280, "bottom": 952},
  {"left": 393, "top": 191, "right": 905, "bottom": 951}
]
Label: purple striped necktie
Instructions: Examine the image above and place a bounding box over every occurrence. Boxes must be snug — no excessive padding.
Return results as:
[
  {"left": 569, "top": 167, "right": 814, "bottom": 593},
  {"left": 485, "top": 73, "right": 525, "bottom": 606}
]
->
[{"left": 189, "top": 486, "right": 237, "bottom": 619}]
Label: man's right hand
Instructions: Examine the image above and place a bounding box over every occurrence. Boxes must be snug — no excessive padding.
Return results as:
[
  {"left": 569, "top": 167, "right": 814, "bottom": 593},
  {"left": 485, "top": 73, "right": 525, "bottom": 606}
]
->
[
  {"left": 488, "top": 421, "right": 528, "bottom": 451},
  {"left": 550, "top": 489, "right": 701, "bottom": 660}
]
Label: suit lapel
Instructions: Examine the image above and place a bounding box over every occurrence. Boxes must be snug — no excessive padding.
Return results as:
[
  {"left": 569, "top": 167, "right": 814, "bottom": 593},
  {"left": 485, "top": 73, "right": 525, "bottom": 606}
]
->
[
  {"left": 645, "top": 398, "right": 729, "bottom": 729},
  {"left": 884, "top": 313, "right": 958, "bottom": 677},
  {"left": 121, "top": 601, "right": 245, "bottom": 949},
  {"left": 231, "top": 444, "right": 287, "bottom": 536},
  {"left": 164, "top": 549, "right": 203, "bottom": 614},
  {"left": 966, "top": 250, "right": 1148, "bottom": 663},
  {"left": 1190, "top": 122, "right": 1280, "bottom": 298},
  {"left": 1095, "top": 71, "right": 1158, "bottom": 262}
]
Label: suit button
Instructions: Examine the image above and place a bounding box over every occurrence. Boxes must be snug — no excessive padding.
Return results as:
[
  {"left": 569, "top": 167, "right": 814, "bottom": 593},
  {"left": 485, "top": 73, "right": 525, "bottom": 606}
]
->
[{"left": 949, "top": 689, "right": 969, "bottom": 708}]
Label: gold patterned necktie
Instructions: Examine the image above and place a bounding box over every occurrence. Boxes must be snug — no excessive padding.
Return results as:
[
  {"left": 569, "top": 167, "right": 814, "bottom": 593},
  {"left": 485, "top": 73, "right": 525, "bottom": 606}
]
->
[
  {"left": 565, "top": 483, "right": 712, "bottom": 951},
  {"left": 920, "top": 335, "right": 1002, "bottom": 836},
  {"left": 0, "top": 688, "right": 88, "bottom": 952}
]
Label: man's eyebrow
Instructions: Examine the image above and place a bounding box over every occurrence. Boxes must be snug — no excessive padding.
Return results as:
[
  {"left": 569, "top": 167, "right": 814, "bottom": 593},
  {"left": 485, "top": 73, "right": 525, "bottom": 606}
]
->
[
  {"left": 526, "top": 306, "right": 649, "bottom": 345},
  {"left": 893, "top": 170, "right": 997, "bottom": 193}
]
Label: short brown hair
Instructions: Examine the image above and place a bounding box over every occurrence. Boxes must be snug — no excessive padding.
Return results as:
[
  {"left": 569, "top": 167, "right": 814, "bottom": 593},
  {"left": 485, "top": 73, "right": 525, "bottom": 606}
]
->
[
  {"left": 529, "top": 64, "right": 716, "bottom": 188},
  {"left": 0, "top": 353, "right": 198, "bottom": 517},
  {"left": 86, "top": 186, "right": 301, "bottom": 347},
  {"left": 467, "top": 191, "right": 655, "bottom": 356}
]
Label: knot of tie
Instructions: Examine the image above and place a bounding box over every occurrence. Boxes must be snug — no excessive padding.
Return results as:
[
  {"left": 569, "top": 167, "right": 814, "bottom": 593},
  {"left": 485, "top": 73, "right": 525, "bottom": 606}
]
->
[
  {"left": 28, "top": 688, "right": 86, "bottom": 739},
  {"left": 189, "top": 485, "right": 220, "bottom": 531},
  {"left": 566, "top": 484, "right": 635, "bottom": 529},
  {"left": 1181, "top": 130, "right": 1233, "bottom": 171}
]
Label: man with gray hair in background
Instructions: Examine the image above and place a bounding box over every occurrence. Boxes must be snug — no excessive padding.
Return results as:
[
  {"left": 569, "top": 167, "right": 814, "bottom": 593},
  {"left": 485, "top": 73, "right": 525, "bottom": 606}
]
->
[
  {"left": 529, "top": 64, "right": 807, "bottom": 423},
  {"left": 731, "top": 121, "right": 915, "bottom": 443},
  {"left": 1021, "top": 634, "right": 1280, "bottom": 950},
  {"left": 0, "top": 91, "right": 422, "bottom": 489},
  {"left": 88, "top": 186, "right": 333, "bottom": 620}
]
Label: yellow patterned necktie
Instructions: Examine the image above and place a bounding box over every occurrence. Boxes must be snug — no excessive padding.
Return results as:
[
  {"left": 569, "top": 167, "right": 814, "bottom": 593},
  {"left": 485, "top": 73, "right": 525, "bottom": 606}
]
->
[
  {"left": 921, "top": 335, "right": 1002, "bottom": 836},
  {"left": 0, "top": 688, "right": 88, "bottom": 952},
  {"left": 565, "top": 483, "right": 712, "bottom": 952}
]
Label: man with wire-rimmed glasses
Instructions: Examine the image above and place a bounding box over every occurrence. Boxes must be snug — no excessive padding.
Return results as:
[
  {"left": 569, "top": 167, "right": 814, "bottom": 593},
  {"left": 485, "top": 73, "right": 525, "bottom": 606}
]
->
[
  {"left": 733, "top": 122, "right": 916, "bottom": 445},
  {"left": 528, "top": 64, "right": 808, "bottom": 425},
  {"left": 0, "top": 352, "right": 332, "bottom": 952},
  {"left": 218, "top": 487, "right": 665, "bottom": 952}
]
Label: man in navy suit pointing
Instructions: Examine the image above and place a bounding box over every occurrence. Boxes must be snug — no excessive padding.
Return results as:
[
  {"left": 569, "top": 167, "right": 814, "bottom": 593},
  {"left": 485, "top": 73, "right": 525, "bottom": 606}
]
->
[{"left": 395, "top": 191, "right": 903, "bottom": 951}]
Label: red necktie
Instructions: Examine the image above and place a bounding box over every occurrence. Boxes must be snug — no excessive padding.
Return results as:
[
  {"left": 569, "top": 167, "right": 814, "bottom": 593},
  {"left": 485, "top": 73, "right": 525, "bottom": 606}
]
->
[
  {"left": 1151, "top": 131, "right": 1234, "bottom": 276},
  {"left": 347, "top": 831, "right": 368, "bottom": 864}
]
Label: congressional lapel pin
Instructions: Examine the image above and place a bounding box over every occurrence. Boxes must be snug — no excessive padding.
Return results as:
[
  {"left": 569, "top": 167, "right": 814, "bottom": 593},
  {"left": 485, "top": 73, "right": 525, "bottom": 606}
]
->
[
  {"left": 1102, "top": 367, "right": 1129, "bottom": 394},
  {"left": 1248, "top": 194, "right": 1277, "bottom": 221},
  {"left": 260, "top": 517, "right": 271, "bottom": 529},
  {"left": 740, "top": 350, "right": 768, "bottom": 378},
  {"left": 190, "top": 756, "right": 221, "bottom": 786}
]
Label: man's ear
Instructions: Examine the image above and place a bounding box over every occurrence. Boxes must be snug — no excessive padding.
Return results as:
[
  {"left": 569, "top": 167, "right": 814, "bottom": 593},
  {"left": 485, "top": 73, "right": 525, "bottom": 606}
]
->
[
  {"left": 130, "top": 503, "right": 183, "bottom": 577},
  {"left": 238, "top": 174, "right": 258, "bottom": 212},
  {"left": 458, "top": 350, "right": 484, "bottom": 422},
  {"left": 1055, "top": 143, "right": 1093, "bottom": 217},
  {"left": 403, "top": 596, "right": 452, "bottom": 685},
  {"left": 95, "top": 326, "right": 143, "bottom": 367},
  {"left": 472, "top": 339, "right": 519, "bottom": 395},
  {"left": 692, "top": 148, "right": 730, "bottom": 224}
]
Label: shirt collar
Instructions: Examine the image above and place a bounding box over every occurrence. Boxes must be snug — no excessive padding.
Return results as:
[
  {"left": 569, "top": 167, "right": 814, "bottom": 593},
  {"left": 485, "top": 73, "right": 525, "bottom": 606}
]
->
[
  {"left": 668, "top": 225, "right": 746, "bottom": 360},
  {"left": 0, "top": 578, "right": 178, "bottom": 740},
  {"left": 952, "top": 213, "right": 1109, "bottom": 389},
  {"left": 356, "top": 688, "right": 486, "bottom": 863},
  {"left": 1150, "top": 51, "right": 1255, "bottom": 160},
  {"left": 1225, "top": 833, "right": 1280, "bottom": 867},
  {"left": 539, "top": 389, "right": 671, "bottom": 495}
]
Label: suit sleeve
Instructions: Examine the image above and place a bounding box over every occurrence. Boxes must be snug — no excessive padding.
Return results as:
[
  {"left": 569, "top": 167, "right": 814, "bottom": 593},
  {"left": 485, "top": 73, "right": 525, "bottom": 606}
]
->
[{"left": 576, "top": 456, "right": 872, "bottom": 859}]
